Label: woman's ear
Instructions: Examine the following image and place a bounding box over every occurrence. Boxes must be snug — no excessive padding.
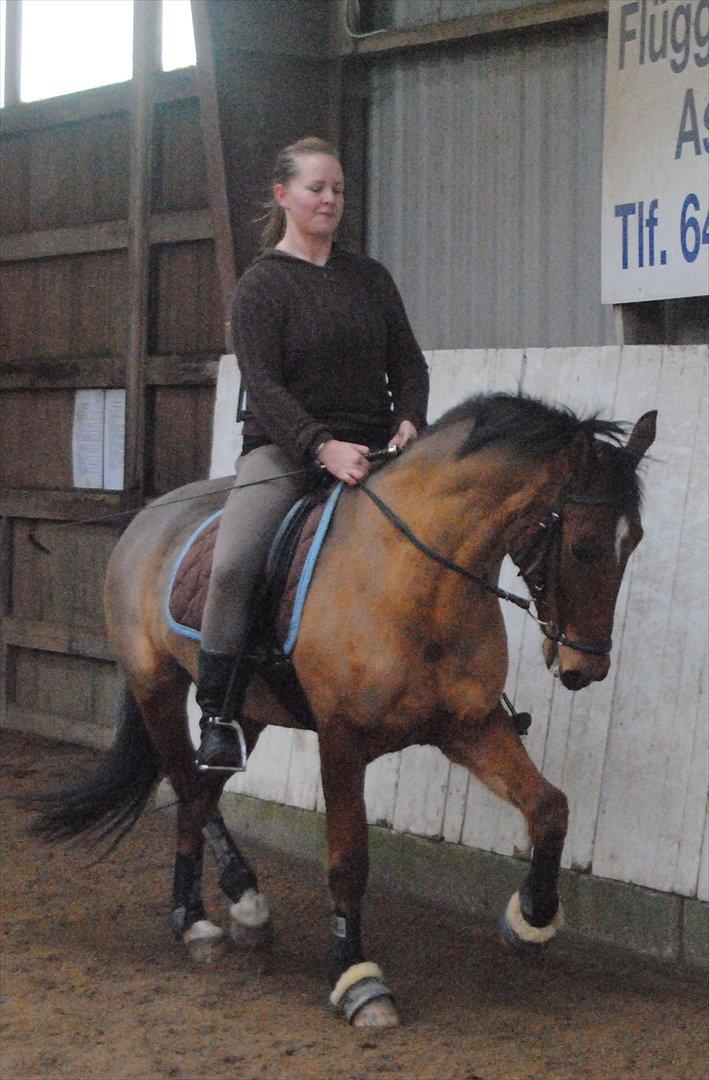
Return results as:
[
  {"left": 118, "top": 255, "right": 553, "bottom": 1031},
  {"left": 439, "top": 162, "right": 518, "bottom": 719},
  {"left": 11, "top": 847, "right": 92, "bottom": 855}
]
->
[{"left": 274, "top": 183, "right": 288, "bottom": 211}]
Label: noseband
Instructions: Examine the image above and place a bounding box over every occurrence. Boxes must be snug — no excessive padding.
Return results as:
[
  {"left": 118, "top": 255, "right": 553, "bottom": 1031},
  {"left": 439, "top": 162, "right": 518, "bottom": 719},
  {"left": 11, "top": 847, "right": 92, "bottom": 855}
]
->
[{"left": 359, "top": 473, "right": 622, "bottom": 660}]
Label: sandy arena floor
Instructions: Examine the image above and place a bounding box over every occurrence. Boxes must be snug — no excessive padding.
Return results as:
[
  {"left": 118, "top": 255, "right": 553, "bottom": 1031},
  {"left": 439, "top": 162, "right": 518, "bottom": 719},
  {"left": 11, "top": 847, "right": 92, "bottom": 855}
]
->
[{"left": 1, "top": 730, "right": 707, "bottom": 1080}]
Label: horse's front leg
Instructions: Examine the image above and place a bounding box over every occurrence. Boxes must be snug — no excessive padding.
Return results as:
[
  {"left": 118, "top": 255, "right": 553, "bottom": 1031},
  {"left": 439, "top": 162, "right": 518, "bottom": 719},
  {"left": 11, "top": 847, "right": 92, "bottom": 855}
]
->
[
  {"left": 440, "top": 704, "right": 568, "bottom": 949},
  {"left": 319, "top": 725, "right": 399, "bottom": 1028}
]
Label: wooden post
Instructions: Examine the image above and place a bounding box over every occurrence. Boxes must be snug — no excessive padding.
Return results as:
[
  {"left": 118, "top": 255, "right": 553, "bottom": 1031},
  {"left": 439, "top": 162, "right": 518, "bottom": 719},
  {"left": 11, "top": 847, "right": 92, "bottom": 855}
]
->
[
  {"left": 3, "top": 0, "right": 22, "bottom": 107},
  {"left": 123, "top": 0, "right": 160, "bottom": 509},
  {"left": 190, "top": 0, "right": 237, "bottom": 352}
]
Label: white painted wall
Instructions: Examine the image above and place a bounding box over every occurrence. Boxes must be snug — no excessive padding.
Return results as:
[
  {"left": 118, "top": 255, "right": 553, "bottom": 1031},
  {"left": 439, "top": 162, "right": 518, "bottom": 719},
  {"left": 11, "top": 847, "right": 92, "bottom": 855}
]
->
[{"left": 205, "top": 346, "right": 708, "bottom": 900}]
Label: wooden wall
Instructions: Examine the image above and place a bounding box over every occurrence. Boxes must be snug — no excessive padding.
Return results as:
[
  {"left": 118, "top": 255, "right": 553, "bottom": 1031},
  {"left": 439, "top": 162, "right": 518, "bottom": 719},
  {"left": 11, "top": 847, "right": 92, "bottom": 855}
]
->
[
  {"left": 0, "top": 65, "right": 220, "bottom": 746},
  {"left": 1, "top": 1, "right": 345, "bottom": 747},
  {"left": 214, "top": 346, "right": 708, "bottom": 902}
]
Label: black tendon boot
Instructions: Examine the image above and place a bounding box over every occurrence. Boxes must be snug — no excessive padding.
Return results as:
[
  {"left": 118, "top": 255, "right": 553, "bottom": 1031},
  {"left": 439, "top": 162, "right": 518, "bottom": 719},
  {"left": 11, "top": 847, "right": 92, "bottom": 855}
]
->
[{"left": 195, "top": 649, "right": 248, "bottom": 772}]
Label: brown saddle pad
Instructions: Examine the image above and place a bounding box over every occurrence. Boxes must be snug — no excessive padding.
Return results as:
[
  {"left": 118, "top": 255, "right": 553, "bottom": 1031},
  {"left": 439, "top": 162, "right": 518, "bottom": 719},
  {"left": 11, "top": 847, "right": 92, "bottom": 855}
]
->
[{"left": 168, "top": 502, "right": 327, "bottom": 645}]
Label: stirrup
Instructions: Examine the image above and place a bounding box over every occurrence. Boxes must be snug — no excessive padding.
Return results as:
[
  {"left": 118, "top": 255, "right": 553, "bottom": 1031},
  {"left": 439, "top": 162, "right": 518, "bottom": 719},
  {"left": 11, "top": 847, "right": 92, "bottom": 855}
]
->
[{"left": 195, "top": 718, "right": 248, "bottom": 773}]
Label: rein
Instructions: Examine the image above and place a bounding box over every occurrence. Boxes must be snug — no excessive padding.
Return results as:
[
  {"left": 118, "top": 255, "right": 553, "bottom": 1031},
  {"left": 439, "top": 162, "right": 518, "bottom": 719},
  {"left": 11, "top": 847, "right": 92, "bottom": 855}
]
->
[{"left": 358, "top": 476, "right": 617, "bottom": 658}]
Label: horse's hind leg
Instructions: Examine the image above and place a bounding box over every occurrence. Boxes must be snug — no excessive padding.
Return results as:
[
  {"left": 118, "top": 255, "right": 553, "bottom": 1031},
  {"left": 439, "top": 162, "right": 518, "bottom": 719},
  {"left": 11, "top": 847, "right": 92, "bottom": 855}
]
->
[
  {"left": 440, "top": 704, "right": 568, "bottom": 949},
  {"left": 169, "top": 714, "right": 272, "bottom": 961},
  {"left": 131, "top": 671, "right": 228, "bottom": 962}
]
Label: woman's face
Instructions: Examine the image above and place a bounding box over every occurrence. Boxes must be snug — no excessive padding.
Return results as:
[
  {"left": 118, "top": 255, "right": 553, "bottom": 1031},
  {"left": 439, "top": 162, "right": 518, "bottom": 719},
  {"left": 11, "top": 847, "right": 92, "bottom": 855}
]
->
[{"left": 276, "top": 153, "right": 345, "bottom": 240}]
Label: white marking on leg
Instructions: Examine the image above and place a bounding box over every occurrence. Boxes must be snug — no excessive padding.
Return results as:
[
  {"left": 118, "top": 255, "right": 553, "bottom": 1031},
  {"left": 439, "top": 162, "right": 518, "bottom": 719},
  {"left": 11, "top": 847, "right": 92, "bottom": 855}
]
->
[
  {"left": 615, "top": 515, "right": 630, "bottom": 562},
  {"left": 230, "top": 888, "right": 270, "bottom": 928},
  {"left": 504, "top": 890, "right": 564, "bottom": 944},
  {"left": 183, "top": 919, "right": 224, "bottom": 943}
]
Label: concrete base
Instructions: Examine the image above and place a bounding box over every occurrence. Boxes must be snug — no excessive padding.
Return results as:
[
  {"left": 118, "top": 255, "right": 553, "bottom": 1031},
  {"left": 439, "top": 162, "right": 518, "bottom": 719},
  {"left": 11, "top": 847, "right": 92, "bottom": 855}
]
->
[{"left": 215, "top": 790, "right": 708, "bottom": 970}]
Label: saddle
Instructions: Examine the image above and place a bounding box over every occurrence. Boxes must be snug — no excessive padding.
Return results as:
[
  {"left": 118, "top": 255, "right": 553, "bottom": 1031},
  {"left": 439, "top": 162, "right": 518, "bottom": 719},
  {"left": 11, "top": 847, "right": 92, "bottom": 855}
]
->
[{"left": 167, "top": 480, "right": 344, "bottom": 728}]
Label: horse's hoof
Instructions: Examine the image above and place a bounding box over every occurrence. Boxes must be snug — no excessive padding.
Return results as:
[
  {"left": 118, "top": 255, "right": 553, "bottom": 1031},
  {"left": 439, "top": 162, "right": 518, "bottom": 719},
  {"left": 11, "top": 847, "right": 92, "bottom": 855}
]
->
[
  {"left": 229, "top": 890, "right": 273, "bottom": 970},
  {"left": 352, "top": 996, "right": 400, "bottom": 1028},
  {"left": 182, "top": 919, "right": 227, "bottom": 964},
  {"left": 330, "top": 962, "right": 397, "bottom": 1027},
  {"left": 499, "top": 890, "right": 564, "bottom": 952}
]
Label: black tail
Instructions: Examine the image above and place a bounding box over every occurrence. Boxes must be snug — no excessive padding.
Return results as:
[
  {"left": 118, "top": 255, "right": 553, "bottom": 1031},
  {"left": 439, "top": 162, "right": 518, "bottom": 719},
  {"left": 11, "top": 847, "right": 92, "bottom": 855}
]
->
[{"left": 30, "top": 683, "right": 162, "bottom": 852}]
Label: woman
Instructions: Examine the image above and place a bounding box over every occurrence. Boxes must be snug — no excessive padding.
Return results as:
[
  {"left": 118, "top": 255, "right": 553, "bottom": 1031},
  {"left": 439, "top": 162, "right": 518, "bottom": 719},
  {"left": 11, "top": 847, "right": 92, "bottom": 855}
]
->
[{"left": 196, "top": 137, "right": 429, "bottom": 771}]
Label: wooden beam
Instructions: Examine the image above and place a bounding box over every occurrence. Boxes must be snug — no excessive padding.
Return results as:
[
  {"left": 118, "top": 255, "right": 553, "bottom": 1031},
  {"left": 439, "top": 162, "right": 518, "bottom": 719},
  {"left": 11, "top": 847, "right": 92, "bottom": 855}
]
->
[
  {"left": 145, "top": 355, "right": 220, "bottom": 386},
  {"left": 0, "top": 490, "right": 123, "bottom": 522},
  {"left": 0, "top": 514, "right": 12, "bottom": 727},
  {"left": 0, "top": 354, "right": 220, "bottom": 390},
  {"left": 2, "top": 706, "right": 115, "bottom": 751},
  {"left": 191, "top": 0, "right": 237, "bottom": 350},
  {"left": 123, "top": 0, "right": 160, "bottom": 510},
  {"left": 3, "top": 0, "right": 22, "bottom": 108},
  {"left": 0, "top": 357, "right": 126, "bottom": 391},
  {"left": 331, "top": 0, "right": 607, "bottom": 58},
  {"left": 0, "top": 68, "right": 198, "bottom": 136},
  {"left": 0, "top": 210, "right": 214, "bottom": 264},
  {"left": 2, "top": 619, "right": 114, "bottom": 662}
]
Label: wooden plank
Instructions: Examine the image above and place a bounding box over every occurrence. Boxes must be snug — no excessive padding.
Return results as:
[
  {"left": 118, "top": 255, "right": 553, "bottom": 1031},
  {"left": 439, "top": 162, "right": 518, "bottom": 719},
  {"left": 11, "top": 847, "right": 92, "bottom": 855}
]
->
[
  {"left": 152, "top": 98, "right": 207, "bottom": 215},
  {"left": 123, "top": 0, "right": 160, "bottom": 509},
  {"left": 0, "top": 354, "right": 217, "bottom": 393},
  {"left": 3, "top": 0, "right": 21, "bottom": 108},
  {"left": 190, "top": 0, "right": 237, "bottom": 341},
  {"left": 0, "top": 490, "right": 123, "bottom": 521},
  {"left": 149, "top": 385, "right": 214, "bottom": 497},
  {"left": 0, "top": 211, "right": 212, "bottom": 262},
  {"left": 697, "top": 805, "right": 709, "bottom": 902},
  {"left": 0, "top": 70, "right": 198, "bottom": 136},
  {"left": 336, "top": 0, "right": 607, "bottom": 58},
  {"left": 0, "top": 357, "right": 125, "bottom": 390},
  {"left": 593, "top": 347, "right": 705, "bottom": 890},
  {"left": 2, "top": 706, "right": 115, "bottom": 751},
  {"left": 2, "top": 620, "right": 113, "bottom": 662},
  {"left": 145, "top": 355, "right": 220, "bottom": 386},
  {"left": 0, "top": 390, "right": 75, "bottom": 489},
  {"left": 283, "top": 729, "right": 321, "bottom": 811}
]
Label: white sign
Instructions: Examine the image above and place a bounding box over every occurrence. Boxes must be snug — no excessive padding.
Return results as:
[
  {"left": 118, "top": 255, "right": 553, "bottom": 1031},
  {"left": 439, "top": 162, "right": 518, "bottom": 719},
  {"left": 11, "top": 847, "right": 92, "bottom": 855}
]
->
[
  {"left": 601, "top": 0, "right": 709, "bottom": 304},
  {"left": 72, "top": 389, "right": 125, "bottom": 490}
]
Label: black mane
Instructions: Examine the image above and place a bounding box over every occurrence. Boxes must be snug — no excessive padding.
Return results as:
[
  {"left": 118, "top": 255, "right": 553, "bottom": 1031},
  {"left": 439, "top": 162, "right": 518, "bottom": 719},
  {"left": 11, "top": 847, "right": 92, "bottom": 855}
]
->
[{"left": 426, "top": 392, "right": 641, "bottom": 508}]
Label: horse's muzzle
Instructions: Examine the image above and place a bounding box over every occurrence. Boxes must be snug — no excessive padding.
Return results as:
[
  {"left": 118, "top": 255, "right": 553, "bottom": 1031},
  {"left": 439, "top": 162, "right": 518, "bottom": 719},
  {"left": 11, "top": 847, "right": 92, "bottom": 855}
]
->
[{"left": 543, "top": 639, "right": 610, "bottom": 690}]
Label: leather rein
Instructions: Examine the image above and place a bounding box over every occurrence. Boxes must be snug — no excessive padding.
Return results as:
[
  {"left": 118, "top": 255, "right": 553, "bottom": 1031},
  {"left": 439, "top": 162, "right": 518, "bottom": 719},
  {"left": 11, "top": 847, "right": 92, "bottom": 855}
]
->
[{"left": 358, "top": 475, "right": 619, "bottom": 659}]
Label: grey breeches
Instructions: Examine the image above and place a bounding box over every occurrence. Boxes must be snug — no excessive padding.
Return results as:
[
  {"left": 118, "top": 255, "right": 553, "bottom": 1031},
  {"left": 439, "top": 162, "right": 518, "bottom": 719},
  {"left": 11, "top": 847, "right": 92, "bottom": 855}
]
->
[{"left": 200, "top": 444, "right": 318, "bottom": 655}]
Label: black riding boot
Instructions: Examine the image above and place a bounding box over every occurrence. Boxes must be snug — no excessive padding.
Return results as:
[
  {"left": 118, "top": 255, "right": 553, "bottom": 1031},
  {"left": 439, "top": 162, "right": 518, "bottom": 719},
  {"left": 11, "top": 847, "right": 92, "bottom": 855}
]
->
[{"left": 194, "top": 648, "right": 248, "bottom": 772}]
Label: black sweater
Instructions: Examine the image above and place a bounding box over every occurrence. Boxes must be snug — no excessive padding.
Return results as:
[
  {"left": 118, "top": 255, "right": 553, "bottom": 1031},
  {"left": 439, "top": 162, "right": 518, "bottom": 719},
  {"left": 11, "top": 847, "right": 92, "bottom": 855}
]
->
[{"left": 232, "top": 246, "right": 429, "bottom": 462}]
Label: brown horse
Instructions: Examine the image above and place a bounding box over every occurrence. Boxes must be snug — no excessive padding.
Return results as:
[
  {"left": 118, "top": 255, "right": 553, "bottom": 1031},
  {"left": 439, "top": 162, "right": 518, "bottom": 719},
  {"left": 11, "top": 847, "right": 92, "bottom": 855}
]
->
[{"left": 34, "top": 393, "right": 656, "bottom": 1028}]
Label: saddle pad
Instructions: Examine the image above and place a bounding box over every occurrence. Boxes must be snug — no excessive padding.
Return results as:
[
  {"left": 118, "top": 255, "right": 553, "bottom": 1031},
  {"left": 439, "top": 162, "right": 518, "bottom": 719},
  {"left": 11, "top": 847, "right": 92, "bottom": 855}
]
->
[{"left": 166, "top": 483, "right": 344, "bottom": 652}]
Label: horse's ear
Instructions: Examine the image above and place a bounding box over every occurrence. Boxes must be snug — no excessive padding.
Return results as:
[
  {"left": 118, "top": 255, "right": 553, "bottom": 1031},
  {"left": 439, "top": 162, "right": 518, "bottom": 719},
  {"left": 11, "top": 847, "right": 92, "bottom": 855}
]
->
[{"left": 626, "top": 410, "right": 657, "bottom": 467}]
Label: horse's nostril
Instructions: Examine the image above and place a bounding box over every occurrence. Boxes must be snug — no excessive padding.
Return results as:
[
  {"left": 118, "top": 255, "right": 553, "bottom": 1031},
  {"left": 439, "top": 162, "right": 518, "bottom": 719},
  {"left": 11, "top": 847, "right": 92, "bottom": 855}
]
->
[{"left": 560, "top": 669, "right": 591, "bottom": 691}]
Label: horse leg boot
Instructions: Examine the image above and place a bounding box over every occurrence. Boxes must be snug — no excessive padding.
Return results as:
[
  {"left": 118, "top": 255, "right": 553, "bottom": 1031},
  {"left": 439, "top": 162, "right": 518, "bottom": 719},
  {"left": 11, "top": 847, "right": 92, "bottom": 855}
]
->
[
  {"left": 195, "top": 648, "right": 248, "bottom": 772},
  {"left": 319, "top": 727, "right": 398, "bottom": 1028},
  {"left": 170, "top": 802, "right": 227, "bottom": 964},
  {"left": 201, "top": 816, "right": 273, "bottom": 964},
  {"left": 440, "top": 704, "right": 568, "bottom": 949}
]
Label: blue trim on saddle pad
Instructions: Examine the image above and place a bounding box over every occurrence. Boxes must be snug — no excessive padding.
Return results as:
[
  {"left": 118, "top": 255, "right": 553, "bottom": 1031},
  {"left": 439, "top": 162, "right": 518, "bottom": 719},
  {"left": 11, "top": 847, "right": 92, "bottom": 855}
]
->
[
  {"left": 165, "top": 481, "right": 345, "bottom": 648},
  {"left": 282, "top": 481, "right": 344, "bottom": 656},
  {"left": 165, "top": 509, "right": 223, "bottom": 641}
]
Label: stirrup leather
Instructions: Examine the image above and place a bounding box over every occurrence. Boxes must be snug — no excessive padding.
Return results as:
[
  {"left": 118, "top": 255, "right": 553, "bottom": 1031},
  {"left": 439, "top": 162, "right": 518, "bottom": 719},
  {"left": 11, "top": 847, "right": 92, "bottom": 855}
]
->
[{"left": 195, "top": 717, "right": 248, "bottom": 773}]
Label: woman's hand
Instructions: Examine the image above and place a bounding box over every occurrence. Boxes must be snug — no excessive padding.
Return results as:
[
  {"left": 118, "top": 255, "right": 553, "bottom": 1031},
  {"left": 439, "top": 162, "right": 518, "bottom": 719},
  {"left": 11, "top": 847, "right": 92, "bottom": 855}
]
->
[
  {"left": 388, "top": 420, "right": 418, "bottom": 451},
  {"left": 315, "top": 439, "right": 371, "bottom": 486}
]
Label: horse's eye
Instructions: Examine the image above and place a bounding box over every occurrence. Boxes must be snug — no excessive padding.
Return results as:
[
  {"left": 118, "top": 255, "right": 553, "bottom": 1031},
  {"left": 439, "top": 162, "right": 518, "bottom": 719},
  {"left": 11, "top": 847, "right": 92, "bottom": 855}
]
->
[{"left": 570, "top": 540, "right": 602, "bottom": 564}]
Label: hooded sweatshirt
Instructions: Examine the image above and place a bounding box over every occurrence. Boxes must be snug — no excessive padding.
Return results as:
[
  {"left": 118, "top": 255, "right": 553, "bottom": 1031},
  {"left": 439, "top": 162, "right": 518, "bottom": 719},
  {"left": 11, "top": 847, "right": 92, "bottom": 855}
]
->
[{"left": 232, "top": 246, "right": 429, "bottom": 462}]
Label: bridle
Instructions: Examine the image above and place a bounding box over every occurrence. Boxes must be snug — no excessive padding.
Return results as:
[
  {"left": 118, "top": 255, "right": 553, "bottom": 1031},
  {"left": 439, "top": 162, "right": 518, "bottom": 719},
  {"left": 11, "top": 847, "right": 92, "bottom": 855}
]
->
[
  {"left": 507, "top": 477, "right": 621, "bottom": 657},
  {"left": 359, "top": 472, "right": 624, "bottom": 660}
]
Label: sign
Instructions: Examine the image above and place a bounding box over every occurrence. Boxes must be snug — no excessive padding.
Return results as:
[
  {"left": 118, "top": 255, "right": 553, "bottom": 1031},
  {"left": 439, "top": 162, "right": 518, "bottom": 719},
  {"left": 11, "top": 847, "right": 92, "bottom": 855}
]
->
[
  {"left": 601, "top": 0, "right": 709, "bottom": 304},
  {"left": 72, "top": 389, "right": 125, "bottom": 490}
]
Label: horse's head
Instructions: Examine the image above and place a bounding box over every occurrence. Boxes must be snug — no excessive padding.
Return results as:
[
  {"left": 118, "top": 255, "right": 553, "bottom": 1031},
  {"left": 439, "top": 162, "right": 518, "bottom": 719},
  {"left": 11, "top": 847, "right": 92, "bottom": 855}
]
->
[{"left": 520, "top": 411, "right": 657, "bottom": 691}]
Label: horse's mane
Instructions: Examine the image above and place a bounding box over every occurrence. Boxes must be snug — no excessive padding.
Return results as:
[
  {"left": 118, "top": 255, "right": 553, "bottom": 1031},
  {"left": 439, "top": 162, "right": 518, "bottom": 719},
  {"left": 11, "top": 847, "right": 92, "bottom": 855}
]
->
[{"left": 425, "top": 392, "right": 642, "bottom": 508}]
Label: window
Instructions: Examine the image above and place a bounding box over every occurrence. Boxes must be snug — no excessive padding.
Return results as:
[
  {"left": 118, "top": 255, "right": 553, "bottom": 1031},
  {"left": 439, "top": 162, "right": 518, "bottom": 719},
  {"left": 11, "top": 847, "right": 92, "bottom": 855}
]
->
[
  {"left": 161, "top": 0, "right": 195, "bottom": 72},
  {"left": 1, "top": 0, "right": 197, "bottom": 106},
  {"left": 20, "top": 0, "right": 134, "bottom": 103}
]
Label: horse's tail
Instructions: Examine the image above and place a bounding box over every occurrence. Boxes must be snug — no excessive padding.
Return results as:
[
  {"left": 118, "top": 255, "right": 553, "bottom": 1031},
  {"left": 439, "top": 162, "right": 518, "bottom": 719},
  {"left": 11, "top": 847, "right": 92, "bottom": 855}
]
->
[{"left": 30, "top": 681, "right": 162, "bottom": 851}]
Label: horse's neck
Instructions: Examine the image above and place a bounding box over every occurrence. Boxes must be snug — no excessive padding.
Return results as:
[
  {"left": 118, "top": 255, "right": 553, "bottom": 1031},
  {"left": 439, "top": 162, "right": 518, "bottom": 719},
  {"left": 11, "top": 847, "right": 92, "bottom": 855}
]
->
[{"left": 377, "top": 440, "right": 558, "bottom": 567}]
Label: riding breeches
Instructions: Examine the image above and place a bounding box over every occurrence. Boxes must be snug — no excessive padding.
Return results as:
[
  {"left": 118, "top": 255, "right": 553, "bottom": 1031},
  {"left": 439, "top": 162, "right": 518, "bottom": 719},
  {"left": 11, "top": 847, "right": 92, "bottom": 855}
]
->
[{"left": 199, "top": 443, "right": 319, "bottom": 655}]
